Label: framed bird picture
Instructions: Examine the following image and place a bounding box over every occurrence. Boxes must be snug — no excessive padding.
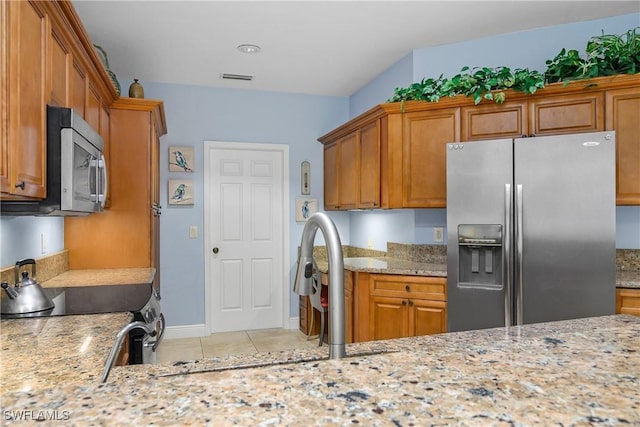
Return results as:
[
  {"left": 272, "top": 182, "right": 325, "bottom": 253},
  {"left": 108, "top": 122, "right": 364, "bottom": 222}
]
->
[
  {"left": 168, "top": 180, "right": 194, "bottom": 205},
  {"left": 169, "top": 146, "right": 194, "bottom": 172}
]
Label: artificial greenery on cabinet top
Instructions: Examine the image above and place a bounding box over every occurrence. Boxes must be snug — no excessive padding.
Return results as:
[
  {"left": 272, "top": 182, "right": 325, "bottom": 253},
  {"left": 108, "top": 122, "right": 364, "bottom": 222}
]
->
[{"left": 388, "top": 27, "right": 640, "bottom": 106}]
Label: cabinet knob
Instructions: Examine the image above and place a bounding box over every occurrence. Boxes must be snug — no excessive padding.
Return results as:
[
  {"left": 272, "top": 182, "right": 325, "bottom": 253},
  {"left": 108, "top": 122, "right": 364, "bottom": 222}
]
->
[
  {"left": 212, "top": 247, "right": 219, "bottom": 254},
  {"left": 409, "top": 300, "right": 414, "bottom": 307},
  {"left": 405, "top": 285, "right": 410, "bottom": 292},
  {"left": 14, "top": 181, "right": 25, "bottom": 190},
  {"left": 402, "top": 300, "right": 407, "bottom": 306}
]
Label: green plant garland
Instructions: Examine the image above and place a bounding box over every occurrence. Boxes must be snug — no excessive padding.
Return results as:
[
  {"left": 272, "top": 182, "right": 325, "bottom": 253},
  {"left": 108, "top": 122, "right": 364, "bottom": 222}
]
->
[{"left": 388, "top": 27, "right": 640, "bottom": 106}]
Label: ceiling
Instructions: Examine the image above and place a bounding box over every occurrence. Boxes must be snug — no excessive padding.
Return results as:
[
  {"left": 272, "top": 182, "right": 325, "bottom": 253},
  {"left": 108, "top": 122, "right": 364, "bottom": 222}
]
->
[{"left": 72, "top": 1, "right": 640, "bottom": 97}]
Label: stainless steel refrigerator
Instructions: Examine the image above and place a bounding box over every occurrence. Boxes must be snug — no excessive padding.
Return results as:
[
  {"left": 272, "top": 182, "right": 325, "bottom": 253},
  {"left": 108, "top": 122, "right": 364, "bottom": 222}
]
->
[{"left": 446, "top": 131, "right": 616, "bottom": 332}]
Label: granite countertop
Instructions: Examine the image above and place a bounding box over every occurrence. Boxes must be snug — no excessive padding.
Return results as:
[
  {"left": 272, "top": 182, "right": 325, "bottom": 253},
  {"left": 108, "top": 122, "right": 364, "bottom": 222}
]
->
[
  {"left": 2, "top": 315, "right": 638, "bottom": 425},
  {"left": 0, "top": 312, "right": 132, "bottom": 393},
  {"left": 319, "top": 256, "right": 640, "bottom": 288},
  {"left": 41, "top": 268, "right": 156, "bottom": 288}
]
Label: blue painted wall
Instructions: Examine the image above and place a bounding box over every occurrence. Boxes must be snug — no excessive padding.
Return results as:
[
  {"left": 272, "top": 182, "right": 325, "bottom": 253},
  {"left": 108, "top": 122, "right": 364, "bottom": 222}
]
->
[
  {"left": 0, "top": 217, "right": 65, "bottom": 267},
  {"left": 127, "top": 81, "right": 349, "bottom": 326}
]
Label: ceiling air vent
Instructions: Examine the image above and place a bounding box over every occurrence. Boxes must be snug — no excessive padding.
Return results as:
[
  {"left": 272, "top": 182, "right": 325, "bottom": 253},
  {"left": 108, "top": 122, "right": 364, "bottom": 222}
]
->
[{"left": 221, "top": 73, "right": 253, "bottom": 81}]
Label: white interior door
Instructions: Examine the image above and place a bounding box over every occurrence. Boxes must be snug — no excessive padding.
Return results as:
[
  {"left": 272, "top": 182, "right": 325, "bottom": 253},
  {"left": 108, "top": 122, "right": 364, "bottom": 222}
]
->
[{"left": 205, "top": 142, "right": 287, "bottom": 333}]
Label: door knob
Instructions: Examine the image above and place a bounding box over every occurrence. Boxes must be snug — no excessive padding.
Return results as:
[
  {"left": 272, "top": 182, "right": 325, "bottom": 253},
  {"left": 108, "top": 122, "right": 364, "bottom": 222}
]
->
[{"left": 212, "top": 247, "right": 219, "bottom": 254}]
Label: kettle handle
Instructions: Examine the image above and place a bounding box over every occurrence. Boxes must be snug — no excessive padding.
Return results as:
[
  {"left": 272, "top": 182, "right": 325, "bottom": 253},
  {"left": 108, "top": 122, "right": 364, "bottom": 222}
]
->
[{"left": 14, "top": 258, "right": 36, "bottom": 284}]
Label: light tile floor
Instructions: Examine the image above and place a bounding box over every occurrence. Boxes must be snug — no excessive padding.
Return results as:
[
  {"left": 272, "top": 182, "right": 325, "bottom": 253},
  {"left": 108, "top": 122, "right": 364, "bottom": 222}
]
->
[{"left": 157, "top": 328, "right": 324, "bottom": 363}]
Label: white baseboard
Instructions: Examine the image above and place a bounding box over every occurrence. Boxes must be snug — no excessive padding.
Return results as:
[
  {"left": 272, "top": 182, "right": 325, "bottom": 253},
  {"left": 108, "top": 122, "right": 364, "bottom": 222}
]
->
[
  {"left": 163, "top": 324, "right": 208, "bottom": 339},
  {"left": 164, "top": 319, "right": 299, "bottom": 339}
]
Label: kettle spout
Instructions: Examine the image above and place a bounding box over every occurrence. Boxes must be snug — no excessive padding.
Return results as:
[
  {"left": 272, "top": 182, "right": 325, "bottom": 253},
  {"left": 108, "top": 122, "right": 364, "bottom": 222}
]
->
[{"left": 1, "top": 282, "right": 19, "bottom": 300}]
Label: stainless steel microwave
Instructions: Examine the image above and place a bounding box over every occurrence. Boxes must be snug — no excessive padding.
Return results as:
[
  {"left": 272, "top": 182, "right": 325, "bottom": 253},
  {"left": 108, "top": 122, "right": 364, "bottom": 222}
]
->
[{"left": 1, "top": 106, "right": 107, "bottom": 216}]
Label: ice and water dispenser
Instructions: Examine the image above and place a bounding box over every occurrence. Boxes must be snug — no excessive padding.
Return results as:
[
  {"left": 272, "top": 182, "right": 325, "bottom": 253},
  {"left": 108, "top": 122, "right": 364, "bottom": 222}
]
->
[{"left": 457, "top": 224, "right": 503, "bottom": 289}]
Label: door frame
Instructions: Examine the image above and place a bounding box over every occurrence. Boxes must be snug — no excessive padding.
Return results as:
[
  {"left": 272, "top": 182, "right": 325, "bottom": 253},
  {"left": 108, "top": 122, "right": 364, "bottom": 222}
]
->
[{"left": 203, "top": 141, "right": 290, "bottom": 334}]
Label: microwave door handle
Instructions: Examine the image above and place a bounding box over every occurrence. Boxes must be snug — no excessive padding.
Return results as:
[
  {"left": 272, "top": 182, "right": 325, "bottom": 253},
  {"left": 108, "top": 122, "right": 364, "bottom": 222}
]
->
[{"left": 99, "top": 155, "right": 107, "bottom": 207}]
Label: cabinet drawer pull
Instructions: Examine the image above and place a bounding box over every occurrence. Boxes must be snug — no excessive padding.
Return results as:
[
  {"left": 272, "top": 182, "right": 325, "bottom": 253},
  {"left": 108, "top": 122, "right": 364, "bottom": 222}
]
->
[
  {"left": 405, "top": 285, "right": 410, "bottom": 292},
  {"left": 402, "top": 300, "right": 407, "bottom": 306},
  {"left": 15, "top": 181, "right": 25, "bottom": 190}
]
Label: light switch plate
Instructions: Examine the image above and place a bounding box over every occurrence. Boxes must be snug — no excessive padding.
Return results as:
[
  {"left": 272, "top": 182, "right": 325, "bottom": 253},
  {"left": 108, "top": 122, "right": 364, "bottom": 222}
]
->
[{"left": 189, "top": 225, "right": 198, "bottom": 239}]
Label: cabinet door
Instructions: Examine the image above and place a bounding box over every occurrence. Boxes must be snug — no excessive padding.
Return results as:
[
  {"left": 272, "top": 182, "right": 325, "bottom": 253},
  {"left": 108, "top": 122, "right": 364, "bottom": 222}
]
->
[
  {"left": 71, "top": 60, "right": 86, "bottom": 117},
  {"left": 369, "top": 295, "right": 408, "bottom": 340},
  {"left": 403, "top": 108, "right": 460, "bottom": 207},
  {"left": 49, "top": 27, "right": 70, "bottom": 108},
  {"left": 323, "top": 142, "right": 340, "bottom": 210},
  {"left": 85, "top": 83, "right": 101, "bottom": 131},
  {"left": 528, "top": 93, "right": 604, "bottom": 136},
  {"left": 409, "top": 299, "right": 447, "bottom": 336},
  {"left": 1, "top": 0, "right": 8, "bottom": 193},
  {"left": 605, "top": 87, "right": 640, "bottom": 205},
  {"left": 359, "top": 121, "right": 380, "bottom": 208},
  {"left": 616, "top": 289, "right": 640, "bottom": 316},
  {"left": 3, "top": 1, "right": 48, "bottom": 198},
  {"left": 461, "top": 101, "right": 528, "bottom": 141},
  {"left": 344, "top": 269, "right": 354, "bottom": 344},
  {"left": 339, "top": 131, "right": 358, "bottom": 210}
]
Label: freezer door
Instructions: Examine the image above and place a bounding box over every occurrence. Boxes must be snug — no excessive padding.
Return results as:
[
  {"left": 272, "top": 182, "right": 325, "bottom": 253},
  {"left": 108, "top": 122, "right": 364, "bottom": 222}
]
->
[
  {"left": 514, "top": 132, "right": 616, "bottom": 324},
  {"left": 446, "top": 139, "right": 513, "bottom": 332}
]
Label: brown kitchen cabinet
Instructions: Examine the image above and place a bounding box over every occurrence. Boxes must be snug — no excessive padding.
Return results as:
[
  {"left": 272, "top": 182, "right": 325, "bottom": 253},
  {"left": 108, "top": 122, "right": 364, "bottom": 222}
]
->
[
  {"left": 616, "top": 288, "right": 640, "bottom": 316},
  {"left": 323, "top": 131, "right": 359, "bottom": 210},
  {"left": 65, "top": 99, "right": 167, "bottom": 277},
  {"left": 367, "top": 274, "right": 447, "bottom": 341},
  {"left": 1, "top": 0, "right": 117, "bottom": 201},
  {"left": 606, "top": 87, "right": 640, "bottom": 205},
  {"left": 319, "top": 74, "right": 640, "bottom": 208},
  {"left": 402, "top": 108, "right": 460, "bottom": 208},
  {"left": 462, "top": 92, "right": 604, "bottom": 140}
]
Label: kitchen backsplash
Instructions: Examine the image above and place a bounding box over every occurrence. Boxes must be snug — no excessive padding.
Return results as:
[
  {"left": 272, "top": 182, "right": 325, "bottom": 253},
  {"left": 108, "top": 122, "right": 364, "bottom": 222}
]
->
[
  {"left": 0, "top": 250, "right": 69, "bottom": 285},
  {"left": 313, "top": 244, "right": 638, "bottom": 270},
  {"left": 617, "top": 249, "right": 640, "bottom": 271}
]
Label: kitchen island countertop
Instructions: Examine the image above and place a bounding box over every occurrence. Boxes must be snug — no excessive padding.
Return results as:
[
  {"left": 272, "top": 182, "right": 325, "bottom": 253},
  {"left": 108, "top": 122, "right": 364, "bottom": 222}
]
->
[
  {"left": 2, "top": 315, "right": 639, "bottom": 425},
  {"left": 0, "top": 312, "right": 133, "bottom": 394}
]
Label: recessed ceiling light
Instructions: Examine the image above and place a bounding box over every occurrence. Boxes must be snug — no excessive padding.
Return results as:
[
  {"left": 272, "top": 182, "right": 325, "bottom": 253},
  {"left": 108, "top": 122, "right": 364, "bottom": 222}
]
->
[{"left": 237, "top": 44, "right": 261, "bottom": 54}]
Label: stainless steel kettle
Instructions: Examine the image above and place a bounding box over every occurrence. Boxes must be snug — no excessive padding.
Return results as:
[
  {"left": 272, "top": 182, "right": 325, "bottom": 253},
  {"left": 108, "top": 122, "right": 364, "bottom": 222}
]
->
[{"left": 1, "top": 259, "right": 54, "bottom": 317}]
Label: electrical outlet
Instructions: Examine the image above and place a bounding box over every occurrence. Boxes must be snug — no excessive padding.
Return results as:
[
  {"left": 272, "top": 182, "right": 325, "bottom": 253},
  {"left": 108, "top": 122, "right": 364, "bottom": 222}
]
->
[
  {"left": 367, "top": 237, "right": 374, "bottom": 249},
  {"left": 41, "top": 233, "right": 47, "bottom": 254},
  {"left": 189, "top": 225, "right": 198, "bottom": 239},
  {"left": 433, "top": 227, "right": 444, "bottom": 243}
]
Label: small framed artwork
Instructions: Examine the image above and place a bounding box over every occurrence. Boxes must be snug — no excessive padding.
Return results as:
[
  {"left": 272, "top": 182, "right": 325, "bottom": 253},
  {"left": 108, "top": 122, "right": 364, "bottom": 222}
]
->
[
  {"left": 295, "top": 198, "right": 318, "bottom": 222},
  {"left": 169, "top": 146, "right": 194, "bottom": 172},
  {"left": 168, "top": 180, "right": 194, "bottom": 205}
]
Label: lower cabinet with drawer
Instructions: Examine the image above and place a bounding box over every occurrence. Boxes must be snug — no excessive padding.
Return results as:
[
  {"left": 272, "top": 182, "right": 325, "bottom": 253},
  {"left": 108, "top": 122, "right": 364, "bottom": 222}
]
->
[
  {"left": 616, "top": 288, "right": 640, "bottom": 316},
  {"left": 365, "top": 274, "right": 447, "bottom": 342}
]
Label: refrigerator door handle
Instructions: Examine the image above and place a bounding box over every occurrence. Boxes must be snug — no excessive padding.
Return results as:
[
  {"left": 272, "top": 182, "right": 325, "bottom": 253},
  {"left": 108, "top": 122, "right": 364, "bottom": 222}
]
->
[
  {"left": 515, "top": 184, "right": 524, "bottom": 325},
  {"left": 504, "top": 184, "right": 513, "bottom": 327}
]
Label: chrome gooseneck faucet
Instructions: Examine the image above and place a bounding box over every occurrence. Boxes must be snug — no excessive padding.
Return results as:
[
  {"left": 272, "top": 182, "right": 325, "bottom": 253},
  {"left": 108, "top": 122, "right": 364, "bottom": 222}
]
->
[{"left": 293, "top": 212, "right": 346, "bottom": 359}]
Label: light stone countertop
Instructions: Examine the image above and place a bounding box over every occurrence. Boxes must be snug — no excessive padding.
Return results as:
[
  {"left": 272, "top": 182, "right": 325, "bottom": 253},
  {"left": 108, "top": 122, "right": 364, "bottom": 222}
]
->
[
  {"left": 0, "top": 312, "right": 133, "bottom": 394},
  {"left": 41, "top": 268, "right": 155, "bottom": 288},
  {"left": 321, "top": 256, "right": 640, "bottom": 288},
  {"left": 1, "top": 315, "right": 639, "bottom": 425}
]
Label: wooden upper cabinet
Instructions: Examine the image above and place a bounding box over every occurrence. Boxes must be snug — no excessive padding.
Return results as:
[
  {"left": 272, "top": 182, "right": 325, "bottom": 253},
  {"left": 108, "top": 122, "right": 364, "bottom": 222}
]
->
[
  {"left": 323, "top": 131, "right": 359, "bottom": 210},
  {"left": 1, "top": 0, "right": 118, "bottom": 201},
  {"left": 606, "top": 87, "right": 640, "bottom": 205},
  {"left": 320, "top": 75, "right": 640, "bottom": 209},
  {"left": 323, "top": 142, "right": 340, "bottom": 209},
  {"left": 403, "top": 108, "right": 460, "bottom": 208},
  {"left": 462, "top": 101, "right": 528, "bottom": 141},
  {"left": 99, "top": 103, "right": 111, "bottom": 207},
  {"left": 359, "top": 120, "right": 381, "bottom": 208},
  {"left": 339, "top": 132, "right": 359, "bottom": 210},
  {"left": 2, "top": 0, "right": 48, "bottom": 198},
  {"left": 528, "top": 92, "right": 604, "bottom": 136},
  {"left": 49, "top": 28, "right": 70, "bottom": 108}
]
